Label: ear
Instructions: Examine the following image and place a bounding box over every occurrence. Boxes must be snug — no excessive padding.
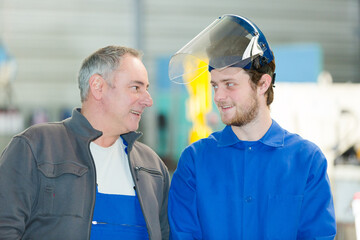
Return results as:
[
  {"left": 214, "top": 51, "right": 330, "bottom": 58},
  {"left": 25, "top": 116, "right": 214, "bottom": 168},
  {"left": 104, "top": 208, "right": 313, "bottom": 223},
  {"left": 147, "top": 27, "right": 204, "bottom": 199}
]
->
[
  {"left": 257, "top": 74, "right": 272, "bottom": 96},
  {"left": 88, "top": 74, "right": 104, "bottom": 100}
]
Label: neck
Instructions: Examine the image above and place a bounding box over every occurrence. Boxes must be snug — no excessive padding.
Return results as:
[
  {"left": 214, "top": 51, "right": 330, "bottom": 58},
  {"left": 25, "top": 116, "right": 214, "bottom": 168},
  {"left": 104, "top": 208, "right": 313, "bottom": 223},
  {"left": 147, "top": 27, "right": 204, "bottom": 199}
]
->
[
  {"left": 231, "top": 108, "right": 272, "bottom": 141},
  {"left": 81, "top": 102, "right": 120, "bottom": 147},
  {"left": 92, "top": 135, "right": 119, "bottom": 148}
]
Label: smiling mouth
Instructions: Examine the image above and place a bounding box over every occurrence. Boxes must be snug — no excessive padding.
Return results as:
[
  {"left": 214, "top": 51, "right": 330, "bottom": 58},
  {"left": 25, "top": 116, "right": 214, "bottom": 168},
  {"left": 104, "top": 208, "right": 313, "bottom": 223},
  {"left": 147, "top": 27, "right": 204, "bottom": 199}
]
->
[
  {"left": 130, "top": 110, "right": 142, "bottom": 116},
  {"left": 219, "top": 105, "right": 233, "bottom": 110}
]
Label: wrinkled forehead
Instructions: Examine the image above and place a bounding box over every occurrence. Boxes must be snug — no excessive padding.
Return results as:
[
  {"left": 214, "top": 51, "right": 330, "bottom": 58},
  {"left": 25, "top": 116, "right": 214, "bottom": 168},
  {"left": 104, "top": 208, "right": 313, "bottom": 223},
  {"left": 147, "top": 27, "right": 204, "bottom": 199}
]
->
[{"left": 111, "top": 57, "right": 149, "bottom": 85}]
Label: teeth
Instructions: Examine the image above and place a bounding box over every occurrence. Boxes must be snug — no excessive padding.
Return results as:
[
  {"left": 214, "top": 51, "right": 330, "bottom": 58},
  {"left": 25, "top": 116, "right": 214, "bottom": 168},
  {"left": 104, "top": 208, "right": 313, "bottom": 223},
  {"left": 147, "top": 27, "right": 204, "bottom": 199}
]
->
[
  {"left": 222, "top": 105, "right": 232, "bottom": 109},
  {"left": 131, "top": 110, "right": 141, "bottom": 115}
]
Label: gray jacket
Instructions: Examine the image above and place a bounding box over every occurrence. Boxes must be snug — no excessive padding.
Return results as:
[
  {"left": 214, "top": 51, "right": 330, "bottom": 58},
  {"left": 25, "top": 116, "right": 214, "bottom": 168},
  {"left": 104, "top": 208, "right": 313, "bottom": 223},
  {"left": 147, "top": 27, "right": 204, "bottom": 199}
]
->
[{"left": 0, "top": 108, "right": 170, "bottom": 240}]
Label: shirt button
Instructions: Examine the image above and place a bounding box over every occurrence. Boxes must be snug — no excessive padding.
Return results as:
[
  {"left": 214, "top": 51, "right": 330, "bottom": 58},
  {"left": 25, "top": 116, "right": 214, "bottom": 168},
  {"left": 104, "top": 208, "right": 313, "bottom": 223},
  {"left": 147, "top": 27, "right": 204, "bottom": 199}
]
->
[
  {"left": 245, "top": 196, "right": 253, "bottom": 202},
  {"left": 248, "top": 147, "right": 252, "bottom": 150}
]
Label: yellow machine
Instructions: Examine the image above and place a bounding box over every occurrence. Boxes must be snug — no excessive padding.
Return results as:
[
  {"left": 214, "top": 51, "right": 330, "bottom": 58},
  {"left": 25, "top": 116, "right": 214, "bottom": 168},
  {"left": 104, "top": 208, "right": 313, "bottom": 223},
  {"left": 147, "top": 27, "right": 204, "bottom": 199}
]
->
[{"left": 184, "top": 59, "right": 213, "bottom": 143}]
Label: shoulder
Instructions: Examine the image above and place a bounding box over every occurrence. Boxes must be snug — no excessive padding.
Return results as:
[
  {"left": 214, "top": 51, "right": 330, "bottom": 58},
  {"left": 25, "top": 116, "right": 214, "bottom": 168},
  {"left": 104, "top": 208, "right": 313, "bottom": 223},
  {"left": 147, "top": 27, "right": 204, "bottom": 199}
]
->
[
  {"left": 178, "top": 131, "right": 221, "bottom": 163},
  {"left": 268, "top": 121, "right": 327, "bottom": 168},
  {"left": 284, "top": 129, "right": 321, "bottom": 154},
  {"left": 281, "top": 129, "right": 328, "bottom": 173},
  {"left": 132, "top": 141, "right": 160, "bottom": 158},
  {"left": 18, "top": 122, "right": 66, "bottom": 141},
  {"left": 1, "top": 122, "right": 67, "bottom": 165},
  {"left": 11, "top": 122, "right": 69, "bottom": 160},
  {"left": 271, "top": 120, "right": 321, "bottom": 153},
  {"left": 189, "top": 130, "right": 221, "bottom": 149},
  {"left": 133, "top": 140, "right": 158, "bottom": 156},
  {"left": 11, "top": 122, "right": 66, "bottom": 150}
]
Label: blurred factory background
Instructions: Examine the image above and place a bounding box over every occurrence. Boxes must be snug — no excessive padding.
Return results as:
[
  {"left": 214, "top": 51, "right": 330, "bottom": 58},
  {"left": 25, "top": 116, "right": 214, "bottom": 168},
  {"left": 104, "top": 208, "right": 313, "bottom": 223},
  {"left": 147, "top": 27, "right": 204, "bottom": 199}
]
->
[{"left": 0, "top": 0, "right": 359, "bottom": 238}]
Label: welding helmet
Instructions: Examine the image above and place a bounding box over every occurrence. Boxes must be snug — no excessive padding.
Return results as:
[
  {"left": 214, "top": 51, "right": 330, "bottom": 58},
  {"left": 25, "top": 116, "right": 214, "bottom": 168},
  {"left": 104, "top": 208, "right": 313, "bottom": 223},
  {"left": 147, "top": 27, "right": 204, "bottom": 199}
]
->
[{"left": 168, "top": 14, "right": 274, "bottom": 84}]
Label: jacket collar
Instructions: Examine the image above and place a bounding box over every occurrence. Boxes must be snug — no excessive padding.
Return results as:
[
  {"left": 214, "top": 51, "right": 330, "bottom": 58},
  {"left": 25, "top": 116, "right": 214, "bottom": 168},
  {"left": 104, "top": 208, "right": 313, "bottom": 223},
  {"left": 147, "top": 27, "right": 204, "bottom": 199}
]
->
[
  {"left": 121, "top": 131, "right": 143, "bottom": 152},
  {"left": 64, "top": 108, "right": 142, "bottom": 150},
  {"left": 217, "top": 120, "right": 285, "bottom": 148},
  {"left": 63, "top": 108, "right": 102, "bottom": 141}
]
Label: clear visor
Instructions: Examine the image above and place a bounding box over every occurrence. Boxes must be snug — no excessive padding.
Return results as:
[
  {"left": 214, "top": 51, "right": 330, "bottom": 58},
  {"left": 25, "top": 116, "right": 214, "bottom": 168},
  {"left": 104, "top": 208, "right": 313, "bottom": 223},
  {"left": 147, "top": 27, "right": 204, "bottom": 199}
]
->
[{"left": 169, "top": 15, "right": 264, "bottom": 84}]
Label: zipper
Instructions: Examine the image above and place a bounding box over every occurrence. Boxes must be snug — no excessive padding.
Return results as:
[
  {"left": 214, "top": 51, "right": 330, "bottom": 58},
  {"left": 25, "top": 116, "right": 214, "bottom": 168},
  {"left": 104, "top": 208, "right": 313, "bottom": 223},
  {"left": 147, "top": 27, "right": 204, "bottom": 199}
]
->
[
  {"left": 129, "top": 163, "right": 152, "bottom": 239},
  {"left": 134, "top": 166, "right": 162, "bottom": 180},
  {"left": 92, "top": 221, "right": 146, "bottom": 228},
  {"left": 88, "top": 140, "right": 98, "bottom": 239},
  {"left": 92, "top": 221, "right": 107, "bottom": 225}
]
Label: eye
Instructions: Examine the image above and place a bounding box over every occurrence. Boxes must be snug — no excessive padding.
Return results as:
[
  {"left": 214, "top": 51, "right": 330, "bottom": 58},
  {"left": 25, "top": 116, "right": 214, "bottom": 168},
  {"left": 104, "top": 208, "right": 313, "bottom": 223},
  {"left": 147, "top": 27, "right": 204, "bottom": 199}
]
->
[
  {"left": 131, "top": 86, "right": 140, "bottom": 91},
  {"left": 226, "top": 82, "right": 234, "bottom": 87},
  {"left": 211, "top": 84, "right": 218, "bottom": 89}
]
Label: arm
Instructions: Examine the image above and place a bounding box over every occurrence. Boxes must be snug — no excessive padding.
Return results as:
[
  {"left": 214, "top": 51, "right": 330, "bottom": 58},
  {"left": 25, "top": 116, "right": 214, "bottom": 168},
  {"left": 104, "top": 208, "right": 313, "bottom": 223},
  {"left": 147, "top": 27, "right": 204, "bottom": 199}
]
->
[
  {"left": 168, "top": 148, "right": 202, "bottom": 240},
  {"left": 0, "top": 136, "right": 38, "bottom": 239},
  {"left": 297, "top": 149, "right": 336, "bottom": 240}
]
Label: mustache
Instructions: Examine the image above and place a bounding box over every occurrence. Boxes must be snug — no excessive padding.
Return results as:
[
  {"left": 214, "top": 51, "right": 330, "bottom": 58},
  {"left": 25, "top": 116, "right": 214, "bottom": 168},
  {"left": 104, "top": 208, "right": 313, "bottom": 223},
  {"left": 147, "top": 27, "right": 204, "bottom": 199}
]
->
[{"left": 216, "top": 102, "right": 233, "bottom": 107}]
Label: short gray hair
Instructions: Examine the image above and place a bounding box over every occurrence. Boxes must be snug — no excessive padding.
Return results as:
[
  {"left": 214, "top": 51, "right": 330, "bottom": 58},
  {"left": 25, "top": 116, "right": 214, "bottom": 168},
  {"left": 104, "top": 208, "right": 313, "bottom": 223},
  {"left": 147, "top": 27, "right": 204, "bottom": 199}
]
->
[{"left": 78, "top": 45, "right": 142, "bottom": 102}]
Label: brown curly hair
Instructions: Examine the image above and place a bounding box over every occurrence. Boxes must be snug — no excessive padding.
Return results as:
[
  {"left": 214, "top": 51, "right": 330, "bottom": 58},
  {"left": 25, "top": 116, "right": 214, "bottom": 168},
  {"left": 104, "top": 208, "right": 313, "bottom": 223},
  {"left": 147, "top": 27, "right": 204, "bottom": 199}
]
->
[{"left": 245, "top": 56, "right": 276, "bottom": 106}]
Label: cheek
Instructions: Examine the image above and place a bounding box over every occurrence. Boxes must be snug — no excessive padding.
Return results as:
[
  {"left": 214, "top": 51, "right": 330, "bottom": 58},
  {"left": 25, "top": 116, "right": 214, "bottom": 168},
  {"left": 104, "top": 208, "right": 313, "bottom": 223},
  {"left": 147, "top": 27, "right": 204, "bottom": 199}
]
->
[
  {"left": 118, "top": 93, "right": 134, "bottom": 105},
  {"left": 126, "top": 97, "right": 139, "bottom": 108}
]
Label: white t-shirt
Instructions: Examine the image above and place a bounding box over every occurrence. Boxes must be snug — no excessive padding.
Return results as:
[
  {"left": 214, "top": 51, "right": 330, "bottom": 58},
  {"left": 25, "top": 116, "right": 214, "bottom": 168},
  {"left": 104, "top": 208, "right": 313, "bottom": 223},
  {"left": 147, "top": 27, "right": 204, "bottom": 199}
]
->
[{"left": 90, "top": 138, "right": 135, "bottom": 196}]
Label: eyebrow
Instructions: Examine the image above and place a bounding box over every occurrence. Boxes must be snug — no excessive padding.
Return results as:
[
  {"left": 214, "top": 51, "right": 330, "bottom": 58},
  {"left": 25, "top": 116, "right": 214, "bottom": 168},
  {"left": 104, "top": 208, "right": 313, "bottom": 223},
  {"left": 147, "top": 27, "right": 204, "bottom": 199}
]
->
[
  {"left": 210, "top": 79, "right": 233, "bottom": 84},
  {"left": 130, "top": 80, "right": 150, "bottom": 89}
]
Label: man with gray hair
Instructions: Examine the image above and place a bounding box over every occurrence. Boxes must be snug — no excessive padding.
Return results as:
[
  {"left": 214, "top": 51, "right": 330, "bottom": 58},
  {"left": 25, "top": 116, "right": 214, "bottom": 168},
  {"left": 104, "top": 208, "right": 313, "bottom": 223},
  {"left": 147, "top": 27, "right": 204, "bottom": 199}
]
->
[{"left": 0, "top": 45, "right": 170, "bottom": 239}]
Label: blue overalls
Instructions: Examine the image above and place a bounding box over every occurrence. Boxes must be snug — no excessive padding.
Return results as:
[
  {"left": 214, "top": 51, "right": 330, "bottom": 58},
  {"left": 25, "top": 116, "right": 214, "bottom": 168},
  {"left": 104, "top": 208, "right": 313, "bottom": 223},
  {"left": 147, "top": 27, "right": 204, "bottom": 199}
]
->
[{"left": 90, "top": 187, "right": 149, "bottom": 239}]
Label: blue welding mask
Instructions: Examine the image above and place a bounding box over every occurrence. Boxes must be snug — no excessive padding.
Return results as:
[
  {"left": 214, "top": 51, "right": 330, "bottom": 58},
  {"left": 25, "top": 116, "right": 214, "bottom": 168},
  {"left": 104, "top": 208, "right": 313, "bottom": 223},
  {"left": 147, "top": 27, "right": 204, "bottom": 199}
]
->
[{"left": 168, "top": 14, "right": 275, "bottom": 84}]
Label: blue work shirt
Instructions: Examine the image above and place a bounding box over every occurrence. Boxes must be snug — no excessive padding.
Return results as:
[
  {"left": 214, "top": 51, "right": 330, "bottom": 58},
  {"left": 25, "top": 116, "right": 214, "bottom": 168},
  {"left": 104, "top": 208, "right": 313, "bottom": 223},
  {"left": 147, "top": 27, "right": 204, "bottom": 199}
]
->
[{"left": 168, "top": 120, "right": 336, "bottom": 240}]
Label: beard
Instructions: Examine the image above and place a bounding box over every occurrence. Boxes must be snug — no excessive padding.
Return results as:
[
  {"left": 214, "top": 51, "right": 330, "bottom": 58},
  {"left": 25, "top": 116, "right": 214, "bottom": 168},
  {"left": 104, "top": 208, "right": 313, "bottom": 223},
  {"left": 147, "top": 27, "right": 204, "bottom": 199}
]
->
[{"left": 220, "top": 92, "right": 259, "bottom": 127}]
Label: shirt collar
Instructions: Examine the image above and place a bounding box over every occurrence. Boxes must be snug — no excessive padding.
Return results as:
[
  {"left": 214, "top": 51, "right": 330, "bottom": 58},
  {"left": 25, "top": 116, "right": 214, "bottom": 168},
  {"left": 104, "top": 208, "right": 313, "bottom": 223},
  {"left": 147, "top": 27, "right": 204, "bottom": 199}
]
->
[
  {"left": 217, "top": 120, "right": 285, "bottom": 148},
  {"left": 259, "top": 120, "right": 285, "bottom": 147}
]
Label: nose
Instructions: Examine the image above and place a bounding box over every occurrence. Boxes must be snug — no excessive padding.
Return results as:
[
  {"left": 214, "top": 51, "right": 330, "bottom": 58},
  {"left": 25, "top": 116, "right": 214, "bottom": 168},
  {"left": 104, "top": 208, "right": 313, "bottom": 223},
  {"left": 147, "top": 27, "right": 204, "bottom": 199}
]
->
[
  {"left": 141, "top": 90, "right": 153, "bottom": 107},
  {"left": 213, "top": 87, "right": 226, "bottom": 103}
]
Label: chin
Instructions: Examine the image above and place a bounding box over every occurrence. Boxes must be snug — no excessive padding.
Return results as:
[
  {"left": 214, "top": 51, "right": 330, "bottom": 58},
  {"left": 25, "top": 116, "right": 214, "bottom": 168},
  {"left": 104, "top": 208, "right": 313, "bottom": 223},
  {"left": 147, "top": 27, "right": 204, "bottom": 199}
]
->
[
  {"left": 220, "top": 115, "right": 233, "bottom": 125},
  {"left": 130, "top": 124, "right": 140, "bottom": 132}
]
